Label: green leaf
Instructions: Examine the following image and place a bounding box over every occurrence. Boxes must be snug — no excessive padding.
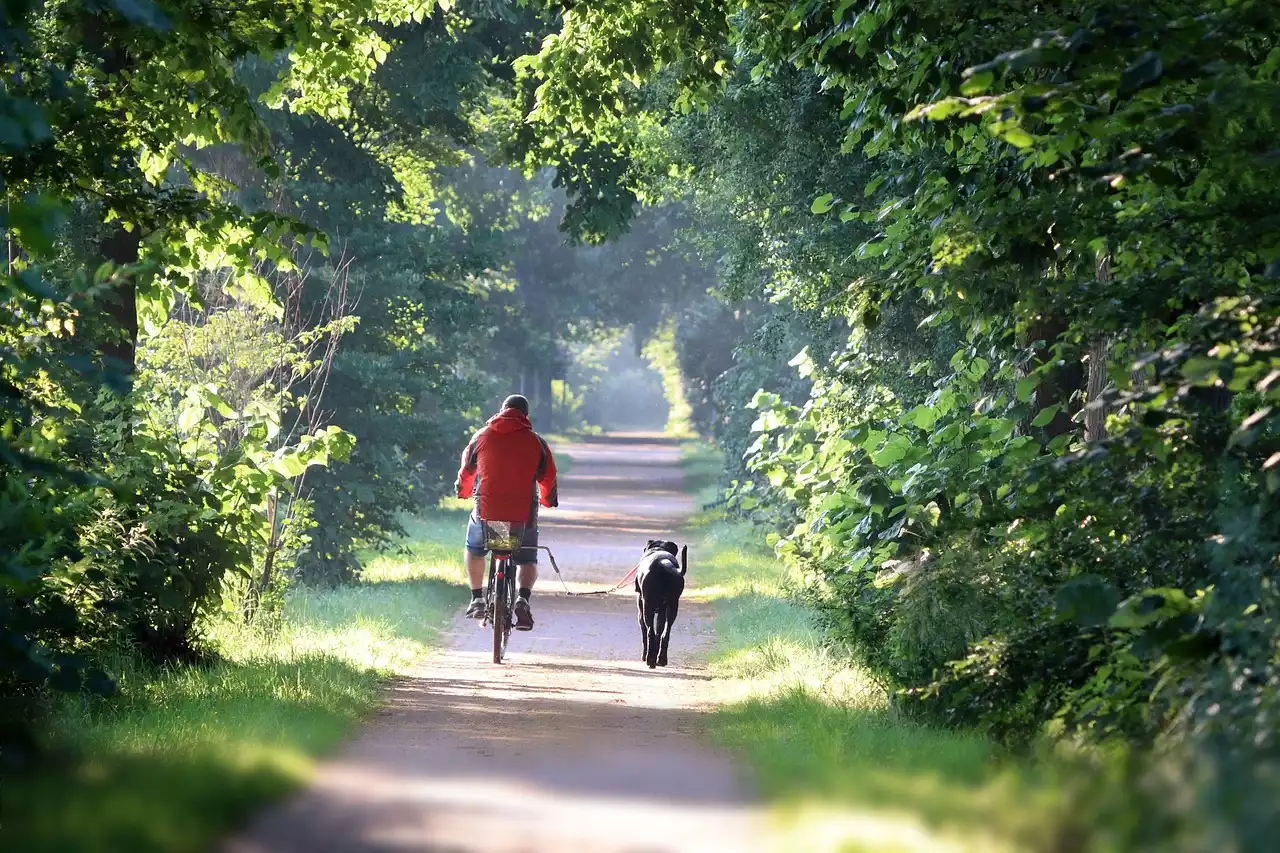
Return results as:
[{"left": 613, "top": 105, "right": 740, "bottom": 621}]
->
[
  {"left": 871, "top": 435, "right": 912, "bottom": 467},
  {"left": 1120, "top": 51, "right": 1163, "bottom": 95},
  {"left": 986, "top": 418, "right": 1015, "bottom": 443},
  {"left": 178, "top": 406, "right": 204, "bottom": 432},
  {"left": 917, "top": 99, "right": 968, "bottom": 121},
  {"left": 1181, "top": 357, "right": 1222, "bottom": 384},
  {"left": 229, "top": 272, "right": 282, "bottom": 319},
  {"left": 1002, "top": 126, "right": 1035, "bottom": 148},
  {"left": 201, "top": 388, "right": 237, "bottom": 418},
  {"left": 323, "top": 427, "right": 356, "bottom": 462},
  {"left": 1031, "top": 405, "right": 1060, "bottom": 428},
  {"left": 1110, "top": 588, "right": 1192, "bottom": 630},
  {"left": 907, "top": 405, "right": 938, "bottom": 431},
  {"left": 270, "top": 454, "right": 309, "bottom": 479},
  {"left": 7, "top": 194, "right": 68, "bottom": 256},
  {"left": 1016, "top": 376, "right": 1038, "bottom": 403},
  {"left": 959, "top": 70, "right": 994, "bottom": 96},
  {"left": 811, "top": 193, "right": 834, "bottom": 214}
]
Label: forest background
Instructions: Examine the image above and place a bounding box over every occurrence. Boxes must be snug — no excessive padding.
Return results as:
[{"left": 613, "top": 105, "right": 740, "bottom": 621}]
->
[{"left": 3, "top": 2, "right": 1278, "bottom": 850}]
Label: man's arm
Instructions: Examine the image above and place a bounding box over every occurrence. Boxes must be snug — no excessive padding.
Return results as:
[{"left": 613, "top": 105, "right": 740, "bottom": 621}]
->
[
  {"left": 535, "top": 436, "right": 559, "bottom": 508},
  {"left": 456, "top": 431, "right": 481, "bottom": 498}
]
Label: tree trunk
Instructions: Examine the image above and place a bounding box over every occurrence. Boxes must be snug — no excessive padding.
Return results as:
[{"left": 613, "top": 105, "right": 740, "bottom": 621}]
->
[
  {"left": 1084, "top": 254, "right": 1111, "bottom": 442},
  {"left": 534, "top": 369, "right": 553, "bottom": 428},
  {"left": 246, "top": 492, "right": 281, "bottom": 620},
  {"left": 100, "top": 224, "right": 140, "bottom": 376},
  {"left": 89, "top": 19, "right": 142, "bottom": 379},
  {"left": 1084, "top": 337, "right": 1110, "bottom": 441}
]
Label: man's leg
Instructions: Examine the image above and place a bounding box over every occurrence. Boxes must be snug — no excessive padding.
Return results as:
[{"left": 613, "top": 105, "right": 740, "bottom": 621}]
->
[
  {"left": 464, "top": 550, "right": 488, "bottom": 618},
  {"left": 464, "top": 517, "right": 488, "bottom": 618},
  {"left": 513, "top": 561, "right": 537, "bottom": 630},
  {"left": 513, "top": 523, "right": 538, "bottom": 631},
  {"left": 516, "top": 562, "right": 538, "bottom": 595},
  {"left": 467, "top": 551, "right": 487, "bottom": 590}
]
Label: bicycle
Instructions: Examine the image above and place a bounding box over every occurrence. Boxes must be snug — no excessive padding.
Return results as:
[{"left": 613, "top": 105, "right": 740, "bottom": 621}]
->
[{"left": 479, "top": 519, "right": 523, "bottom": 664}]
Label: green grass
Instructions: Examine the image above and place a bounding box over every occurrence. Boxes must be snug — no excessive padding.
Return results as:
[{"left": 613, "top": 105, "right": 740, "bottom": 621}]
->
[
  {"left": 2, "top": 510, "right": 469, "bottom": 853},
  {"left": 544, "top": 427, "right": 601, "bottom": 445},
  {"left": 679, "top": 438, "right": 726, "bottom": 502},
  {"left": 680, "top": 448, "right": 1070, "bottom": 852}
]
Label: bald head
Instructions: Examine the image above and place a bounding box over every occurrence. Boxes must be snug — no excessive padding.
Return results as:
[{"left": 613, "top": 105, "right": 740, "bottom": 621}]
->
[{"left": 502, "top": 394, "right": 530, "bottom": 415}]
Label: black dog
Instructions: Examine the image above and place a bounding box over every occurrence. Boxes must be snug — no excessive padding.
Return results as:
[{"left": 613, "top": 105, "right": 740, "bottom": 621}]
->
[{"left": 635, "top": 539, "right": 687, "bottom": 669}]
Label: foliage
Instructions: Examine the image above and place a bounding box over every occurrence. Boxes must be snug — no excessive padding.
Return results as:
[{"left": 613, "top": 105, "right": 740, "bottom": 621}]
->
[
  {"left": 512, "top": 0, "right": 1280, "bottom": 844},
  {"left": 0, "top": 0, "right": 445, "bottom": 754},
  {"left": 641, "top": 320, "right": 694, "bottom": 436},
  {"left": 1, "top": 509, "right": 466, "bottom": 852},
  {"left": 691, "top": 509, "right": 1068, "bottom": 853},
  {"left": 2, "top": 0, "right": 715, "bottom": 760}
]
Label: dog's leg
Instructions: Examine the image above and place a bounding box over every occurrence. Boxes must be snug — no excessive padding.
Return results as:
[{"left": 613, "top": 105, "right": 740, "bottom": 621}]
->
[
  {"left": 645, "top": 602, "right": 663, "bottom": 669},
  {"left": 658, "top": 596, "right": 679, "bottom": 667},
  {"left": 637, "top": 592, "right": 649, "bottom": 662}
]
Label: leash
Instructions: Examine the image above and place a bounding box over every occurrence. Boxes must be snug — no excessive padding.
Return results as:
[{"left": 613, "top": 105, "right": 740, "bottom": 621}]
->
[{"left": 537, "top": 546, "right": 641, "bottom": 597}]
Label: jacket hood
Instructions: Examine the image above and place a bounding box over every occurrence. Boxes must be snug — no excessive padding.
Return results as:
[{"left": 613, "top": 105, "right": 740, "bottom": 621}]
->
[{"left": 487, "top": 408, "right": 532, "bottom": 434}]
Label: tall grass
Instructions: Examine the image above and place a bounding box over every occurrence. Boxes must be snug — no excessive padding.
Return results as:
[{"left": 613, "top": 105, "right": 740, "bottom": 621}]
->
[
  {"left": 2, "top": 510, "right": 469, "bottom": 853},
  {"left": 683, "top": 452, "right": 1069, "bottom": 853}
]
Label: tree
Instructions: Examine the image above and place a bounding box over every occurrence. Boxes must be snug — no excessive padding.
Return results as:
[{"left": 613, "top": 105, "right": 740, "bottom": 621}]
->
[
  {"left": 0, "top": 0, "right": 440, "bottom": 751},
  {"left": 504, "top": 2, "right": 1280, "bottom": 844}
]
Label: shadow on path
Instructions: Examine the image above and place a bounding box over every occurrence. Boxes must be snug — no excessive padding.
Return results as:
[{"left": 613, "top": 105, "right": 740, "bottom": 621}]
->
[{"left": 221, "top": 435, "right": 764, "bottom": 853}]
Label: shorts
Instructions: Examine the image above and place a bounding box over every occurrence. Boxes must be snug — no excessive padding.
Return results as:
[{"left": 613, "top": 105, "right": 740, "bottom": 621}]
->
[{"left": 465, "top": 508, "right": 539, "bottom": 564}]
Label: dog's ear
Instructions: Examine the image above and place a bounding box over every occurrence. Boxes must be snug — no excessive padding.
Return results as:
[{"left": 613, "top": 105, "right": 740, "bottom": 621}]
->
[
  {"left": 680, "top": 544, "right": 688, "bottom": 575},
  {"left": 645, "top": 539, "right": 660, "bottom": 552},
  {"left": 662, "top": 540, "right": 678, "bottom": 555}
]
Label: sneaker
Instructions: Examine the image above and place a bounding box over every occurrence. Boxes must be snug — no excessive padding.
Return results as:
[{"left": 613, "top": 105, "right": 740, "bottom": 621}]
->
[
  {"left": 465, "top": 597, "right": 485, "bottom": 619},
  {"left": 514, "top": 597, "right": 534, "bottom": 631}
]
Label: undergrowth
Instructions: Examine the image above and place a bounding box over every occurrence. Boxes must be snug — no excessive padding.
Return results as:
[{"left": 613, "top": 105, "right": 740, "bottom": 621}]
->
[
  {"left": 683, "top": 444, "right": 1077, "bottom": 853},
  {"left": 0, "top": 510, "right": 467, "bottom": 853}
]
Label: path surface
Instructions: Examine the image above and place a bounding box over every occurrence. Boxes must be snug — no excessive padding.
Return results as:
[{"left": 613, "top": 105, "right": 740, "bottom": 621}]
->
[{"left": 222, "top": 434, "right": 765, "bottom": 853}]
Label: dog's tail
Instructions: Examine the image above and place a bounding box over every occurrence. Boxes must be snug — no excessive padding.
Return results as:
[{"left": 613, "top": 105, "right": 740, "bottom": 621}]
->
[{"left": 680, "top": 544, "right": 688, "bottom": 576}]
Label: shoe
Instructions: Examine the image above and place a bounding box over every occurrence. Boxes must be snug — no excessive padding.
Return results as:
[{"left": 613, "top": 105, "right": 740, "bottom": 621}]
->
[
  {"left": 465, "top": 597, "right": 485, "bottom": 619},
  {"left": 514, "top": 597, "right": 534, "bottom": 631}
]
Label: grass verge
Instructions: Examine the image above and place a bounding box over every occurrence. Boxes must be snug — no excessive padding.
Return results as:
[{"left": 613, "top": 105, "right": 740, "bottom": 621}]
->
[
  {"left": 682, "top": 446, "right": 1064, "bottom": 853},
  {"left": 1, "top": 509, "right": 468, "bottom": 853}
]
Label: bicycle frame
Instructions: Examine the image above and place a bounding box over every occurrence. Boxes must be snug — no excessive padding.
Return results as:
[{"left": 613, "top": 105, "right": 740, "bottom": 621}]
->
[{"left": 484, "top": 548, "right": 517, "bottom": 664}]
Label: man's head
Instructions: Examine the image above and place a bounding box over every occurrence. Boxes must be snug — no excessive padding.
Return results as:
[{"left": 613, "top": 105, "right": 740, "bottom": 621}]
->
[{"left": 502, "top": 394, "right": 530, "bottom": 416}]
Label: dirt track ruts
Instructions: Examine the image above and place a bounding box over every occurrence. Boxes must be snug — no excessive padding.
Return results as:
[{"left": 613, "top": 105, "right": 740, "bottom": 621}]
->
[{"left": 220, "top": 434, "right": 765, "bottom": 853}]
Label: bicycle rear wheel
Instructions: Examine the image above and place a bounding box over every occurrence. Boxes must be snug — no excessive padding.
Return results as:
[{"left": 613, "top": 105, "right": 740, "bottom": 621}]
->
[{"left": 492, "top": 555, "right": 509, "bottom": 664}]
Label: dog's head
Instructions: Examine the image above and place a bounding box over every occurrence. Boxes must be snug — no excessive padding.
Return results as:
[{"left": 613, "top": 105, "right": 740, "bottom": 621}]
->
[
  {"left": 644, "top": 539, "right": 688, "bottom": 576},
  {"left": 644, "top": 539, "right": 679, "bottom": 556}
]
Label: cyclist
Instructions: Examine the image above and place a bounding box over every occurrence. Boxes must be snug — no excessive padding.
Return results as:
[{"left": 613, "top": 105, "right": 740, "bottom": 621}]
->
[{"left": 455, "top": 394, "right": 559, "bottom": 631}]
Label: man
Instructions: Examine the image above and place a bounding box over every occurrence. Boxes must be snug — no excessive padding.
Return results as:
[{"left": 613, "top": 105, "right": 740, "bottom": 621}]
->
[{"left": 455, "top": 394, "right": 559, "bottom": 630}]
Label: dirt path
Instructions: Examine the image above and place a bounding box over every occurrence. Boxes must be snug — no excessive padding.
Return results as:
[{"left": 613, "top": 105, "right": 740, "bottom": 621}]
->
[{"left": 222, "top": 435, "right": 765, "bottom": 853}]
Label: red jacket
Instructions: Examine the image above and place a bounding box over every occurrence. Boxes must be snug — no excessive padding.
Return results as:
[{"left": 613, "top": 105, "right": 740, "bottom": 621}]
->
[{"left": 455, "top": 409, "right": 558, "bottom": 523}]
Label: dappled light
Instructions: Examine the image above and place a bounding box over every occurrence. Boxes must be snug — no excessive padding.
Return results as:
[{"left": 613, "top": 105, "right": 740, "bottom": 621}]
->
[
  {"left": 4, "top": 530, "right": 468, "bottom": 851},
  {"left": 219, "top": 437, "right": 765, "bottom": 853}
]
